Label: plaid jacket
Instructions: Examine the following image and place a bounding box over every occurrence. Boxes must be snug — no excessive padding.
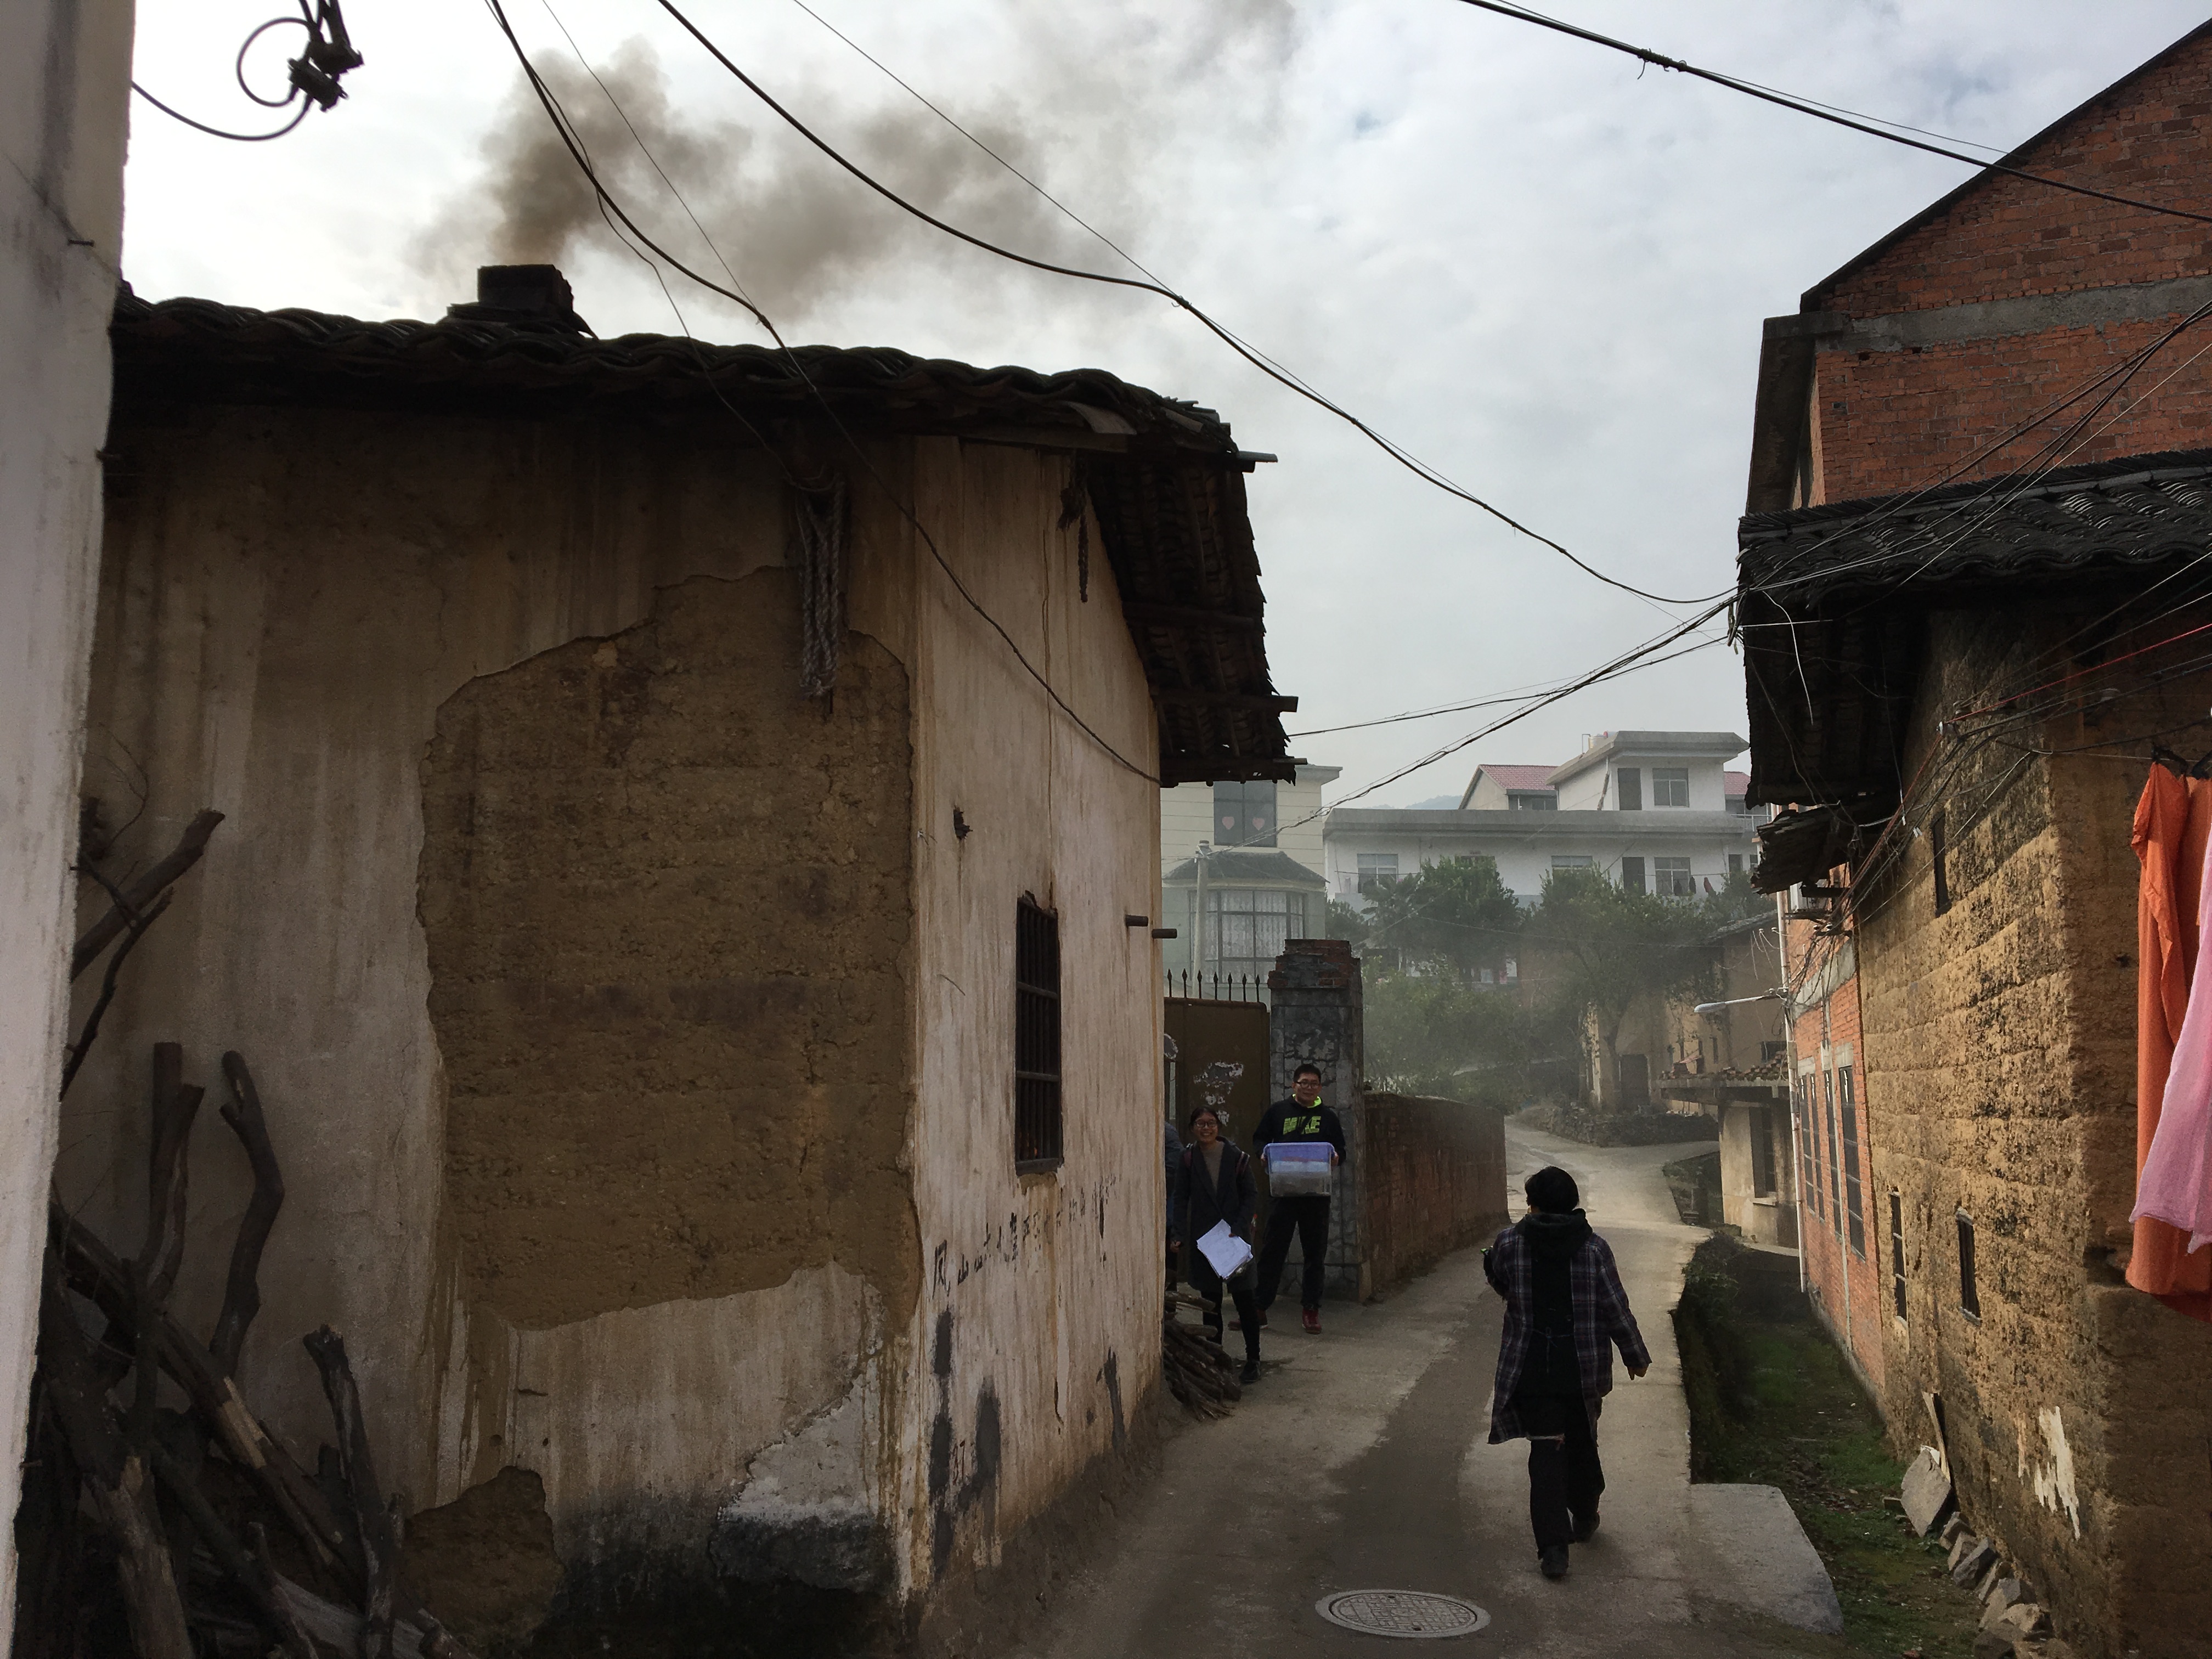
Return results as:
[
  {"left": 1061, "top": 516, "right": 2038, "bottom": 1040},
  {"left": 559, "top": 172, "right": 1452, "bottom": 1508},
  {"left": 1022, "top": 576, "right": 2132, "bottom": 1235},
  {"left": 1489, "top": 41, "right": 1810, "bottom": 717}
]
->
[{"left": 1483, "top": 1221, "right": 1650, "bottom": 1443}]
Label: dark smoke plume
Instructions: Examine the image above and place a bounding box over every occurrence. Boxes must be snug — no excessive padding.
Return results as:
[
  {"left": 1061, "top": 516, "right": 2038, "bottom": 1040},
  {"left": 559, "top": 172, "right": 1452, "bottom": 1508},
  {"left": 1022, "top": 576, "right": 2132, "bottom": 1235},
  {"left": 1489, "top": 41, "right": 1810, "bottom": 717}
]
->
[{"left": 415, "top": 8, "right": 1302, "bottom": 332}]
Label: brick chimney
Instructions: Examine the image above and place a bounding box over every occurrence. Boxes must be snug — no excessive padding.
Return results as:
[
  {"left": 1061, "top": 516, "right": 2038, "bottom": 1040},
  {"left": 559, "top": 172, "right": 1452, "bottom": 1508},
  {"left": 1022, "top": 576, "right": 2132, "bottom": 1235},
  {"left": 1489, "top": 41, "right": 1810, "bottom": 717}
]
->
[{"left": 445, "top": 264, "right": 591, "bottom": 334}]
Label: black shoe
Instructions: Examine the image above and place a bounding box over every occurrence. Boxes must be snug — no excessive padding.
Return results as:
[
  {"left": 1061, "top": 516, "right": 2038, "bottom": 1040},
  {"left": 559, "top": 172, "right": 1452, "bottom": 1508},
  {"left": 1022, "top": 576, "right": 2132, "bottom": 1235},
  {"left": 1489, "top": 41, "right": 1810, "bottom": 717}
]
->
[
  {"left": 1239, "top": 1359, "right": 1261, "bottom": 1385},
  {"left": 1538, "top": 1544, "right": 1570, "bottom": 1579},
  {"left": 1571, "top": 1512, "right": 1600, "bottom": 1543}
]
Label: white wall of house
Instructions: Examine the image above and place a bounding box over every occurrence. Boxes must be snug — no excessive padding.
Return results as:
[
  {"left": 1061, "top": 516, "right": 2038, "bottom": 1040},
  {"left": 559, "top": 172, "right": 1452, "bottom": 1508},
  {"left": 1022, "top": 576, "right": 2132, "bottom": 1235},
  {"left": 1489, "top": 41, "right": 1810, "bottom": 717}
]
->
[
  {"left": 1548, "top": 730, "right": 1746, "bottom": 813},
  {"left": 1159, "top": 763, "right": 1338, "bottom": 882},
  {"left": 0, "top": 0, "right": 135, "bottom": 1636},
  {"left": 1324, "top": 809, "right": 1759, "bottom": 909}
]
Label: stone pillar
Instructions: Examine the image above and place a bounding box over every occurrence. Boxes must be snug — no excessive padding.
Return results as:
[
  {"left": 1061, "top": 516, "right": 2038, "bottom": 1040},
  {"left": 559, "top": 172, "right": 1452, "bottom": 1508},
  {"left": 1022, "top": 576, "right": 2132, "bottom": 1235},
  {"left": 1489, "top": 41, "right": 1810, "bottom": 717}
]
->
[{"left": 1267, "top": 940, "right": 1366, "bottom": 1300}]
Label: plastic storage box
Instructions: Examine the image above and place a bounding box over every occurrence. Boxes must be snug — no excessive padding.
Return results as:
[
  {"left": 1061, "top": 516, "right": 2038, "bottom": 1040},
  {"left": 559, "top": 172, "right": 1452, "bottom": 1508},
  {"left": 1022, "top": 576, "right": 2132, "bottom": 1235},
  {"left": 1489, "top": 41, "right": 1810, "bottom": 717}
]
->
[{"left": 1264, "top": 1141, "right": 1335, "bottom": 1197}]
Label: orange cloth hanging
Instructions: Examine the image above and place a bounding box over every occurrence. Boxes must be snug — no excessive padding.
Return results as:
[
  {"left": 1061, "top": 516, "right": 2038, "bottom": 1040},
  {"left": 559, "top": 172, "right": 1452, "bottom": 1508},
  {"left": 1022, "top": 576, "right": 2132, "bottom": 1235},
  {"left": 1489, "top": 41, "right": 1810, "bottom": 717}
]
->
[{"left": 2128, "top": 765, "right": 2212, "bottom": 1318}]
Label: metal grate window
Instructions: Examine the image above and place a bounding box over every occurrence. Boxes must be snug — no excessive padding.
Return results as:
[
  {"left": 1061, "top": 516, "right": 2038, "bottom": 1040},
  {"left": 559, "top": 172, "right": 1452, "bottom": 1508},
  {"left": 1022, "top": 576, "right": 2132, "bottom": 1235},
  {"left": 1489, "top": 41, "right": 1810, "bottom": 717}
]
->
[
  {"left": 1956, "top": 1209, "right": 1979, "bottom": 1319},
  {"left": 1839, "top": 1066, "right": 1866, "bottom": 1259},
  {"left": 1015, "top": 899, "right": 1063, "bottom": 1169},
  {"left": 1889, "top": 1191, "right": 1908, "bottom": 1319},
  {"left": 1798, "top": 1078, "right": 1822, "bottom": 1216}
]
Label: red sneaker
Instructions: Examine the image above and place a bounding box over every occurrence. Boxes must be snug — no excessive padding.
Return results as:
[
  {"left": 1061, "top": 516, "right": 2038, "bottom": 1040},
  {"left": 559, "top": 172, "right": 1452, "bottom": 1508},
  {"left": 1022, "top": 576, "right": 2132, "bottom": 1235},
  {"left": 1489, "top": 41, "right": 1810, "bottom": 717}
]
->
[{"left": 1302, "top": 1308, "right": 1321, "bottom": 1335}]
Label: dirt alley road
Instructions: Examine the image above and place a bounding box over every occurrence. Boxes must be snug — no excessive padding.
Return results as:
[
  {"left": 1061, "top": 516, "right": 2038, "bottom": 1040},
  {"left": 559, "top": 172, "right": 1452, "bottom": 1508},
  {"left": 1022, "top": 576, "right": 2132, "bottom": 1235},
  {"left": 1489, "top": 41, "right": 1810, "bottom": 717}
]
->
[{"left": 1003, "top": 1121, "right": 1852, "bottom": 1659}]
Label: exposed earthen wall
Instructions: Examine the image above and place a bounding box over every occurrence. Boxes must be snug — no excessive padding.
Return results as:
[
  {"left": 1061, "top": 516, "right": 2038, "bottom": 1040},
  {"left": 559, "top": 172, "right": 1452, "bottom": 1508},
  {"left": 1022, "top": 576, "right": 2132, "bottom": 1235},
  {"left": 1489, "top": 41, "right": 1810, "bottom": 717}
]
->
[
  {"left": 418, "top": 566, "right": 922, "bottom": 1587},
  {"left": 1857, "top": 607, "right": 2212, "bottom": 1658},
  {"left": 69, "top": 400, "right": 848, "bottom": 1559}
]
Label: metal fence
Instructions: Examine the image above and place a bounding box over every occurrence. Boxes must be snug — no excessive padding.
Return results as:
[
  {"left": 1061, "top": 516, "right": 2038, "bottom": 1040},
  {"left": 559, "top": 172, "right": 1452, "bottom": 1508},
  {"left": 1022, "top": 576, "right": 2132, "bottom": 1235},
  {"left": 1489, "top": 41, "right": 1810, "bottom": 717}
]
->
[{"left": 1167, "top": 968, "right": 1268, "bottom": 1004}]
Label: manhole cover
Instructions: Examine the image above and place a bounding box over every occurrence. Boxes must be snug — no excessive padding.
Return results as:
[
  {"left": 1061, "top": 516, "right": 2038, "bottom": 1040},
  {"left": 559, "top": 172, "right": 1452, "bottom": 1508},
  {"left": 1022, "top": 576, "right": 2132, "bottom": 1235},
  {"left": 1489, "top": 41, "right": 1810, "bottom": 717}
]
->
[{"left": 1314, "top": 1589, "right": 1491, "bottom": 1639}]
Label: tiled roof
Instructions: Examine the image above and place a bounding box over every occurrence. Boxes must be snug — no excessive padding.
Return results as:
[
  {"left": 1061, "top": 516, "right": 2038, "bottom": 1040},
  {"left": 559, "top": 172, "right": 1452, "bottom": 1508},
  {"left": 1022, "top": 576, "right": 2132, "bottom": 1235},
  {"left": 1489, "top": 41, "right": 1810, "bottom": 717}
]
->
[
  {"left": 1161, "top": 849, "right": 1327, "bottom": 889},
  {"left": 108, "top": 290, "right": 1294, "bottom": 785},
  {"left": 1737, "top": 449, "right": 2212, "bottom": 606},
  {"left": 1735, "top": 448, "right": 2212, "bottom": 816},
  {"left": 1724, "top": 770, "right": 1751, "bottom": 795},
  {"left": 109, "top": 290, "right": 1234, "bottom": 448}
]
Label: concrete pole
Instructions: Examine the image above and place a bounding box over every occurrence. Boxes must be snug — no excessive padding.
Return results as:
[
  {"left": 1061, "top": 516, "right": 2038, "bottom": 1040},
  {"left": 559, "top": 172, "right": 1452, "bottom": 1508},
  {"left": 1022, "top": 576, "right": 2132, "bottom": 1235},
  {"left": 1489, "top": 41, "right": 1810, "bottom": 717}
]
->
[{"left": 0, "top": 2, "right": 137, "bottom": 1643}]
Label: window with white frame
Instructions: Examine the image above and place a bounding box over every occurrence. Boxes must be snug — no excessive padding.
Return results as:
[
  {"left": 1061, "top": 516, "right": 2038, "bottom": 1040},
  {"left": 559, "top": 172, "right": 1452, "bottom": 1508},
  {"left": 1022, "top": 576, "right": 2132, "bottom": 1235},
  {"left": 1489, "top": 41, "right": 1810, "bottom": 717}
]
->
[
  {"left": 1653, "top": 856, "right": 1694, "bottom": 897},
  {"left": 1652, "top": 767, "right": 1691, "bottom": 808},
  {"left": 1550, "top": 855, "right": 1594, "bottom": 873},
  {"left": 1356, "top": 853, "right": 1398, "bottom": 895}
]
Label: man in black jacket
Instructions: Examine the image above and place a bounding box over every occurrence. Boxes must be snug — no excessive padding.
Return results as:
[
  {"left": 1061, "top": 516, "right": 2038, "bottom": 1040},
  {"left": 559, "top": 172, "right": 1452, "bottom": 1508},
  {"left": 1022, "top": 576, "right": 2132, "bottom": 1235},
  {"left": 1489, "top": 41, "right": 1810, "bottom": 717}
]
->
[{"left": 1251, "top": 1063, "right": 1347, "bottom": 1334}]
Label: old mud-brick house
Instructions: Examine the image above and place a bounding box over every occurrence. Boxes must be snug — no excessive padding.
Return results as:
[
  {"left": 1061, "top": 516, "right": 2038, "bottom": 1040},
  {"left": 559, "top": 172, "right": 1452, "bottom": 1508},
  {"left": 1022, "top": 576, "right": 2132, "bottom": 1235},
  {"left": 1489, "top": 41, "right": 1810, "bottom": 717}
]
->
[
  {"left": 60, "top": 268, "right": 1293, "bottom": 1650},
  {"left": 1737, "top": 22, "right": 2212, "bottom": 1657}
]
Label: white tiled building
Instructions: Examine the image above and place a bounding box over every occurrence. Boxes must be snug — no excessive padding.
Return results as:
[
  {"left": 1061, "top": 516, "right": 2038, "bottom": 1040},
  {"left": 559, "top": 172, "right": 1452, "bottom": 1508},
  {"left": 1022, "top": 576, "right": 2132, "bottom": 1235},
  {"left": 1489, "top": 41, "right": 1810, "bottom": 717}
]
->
[{"left": 1325, "top": 731, "right": 1762, "bottom": 908}]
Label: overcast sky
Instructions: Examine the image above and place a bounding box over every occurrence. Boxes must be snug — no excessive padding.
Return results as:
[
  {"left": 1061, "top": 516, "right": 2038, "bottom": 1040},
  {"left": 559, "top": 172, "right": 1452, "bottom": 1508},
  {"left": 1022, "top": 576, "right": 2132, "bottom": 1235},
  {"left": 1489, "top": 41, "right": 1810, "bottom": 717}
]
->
[{"left": 120, "top": 1, "right": 2210, "bottom": 806}]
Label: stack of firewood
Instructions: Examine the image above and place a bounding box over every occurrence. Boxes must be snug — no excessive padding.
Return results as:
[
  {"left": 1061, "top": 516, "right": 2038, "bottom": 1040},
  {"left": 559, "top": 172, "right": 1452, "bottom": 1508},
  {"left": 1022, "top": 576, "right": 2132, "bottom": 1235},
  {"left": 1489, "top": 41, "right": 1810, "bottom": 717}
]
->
[
  {"left": 1160, "top": 1293, "right": 1243, "bottom": 1419},
  {"left": 21, "top": 809, "right": 476, "bottom": 1659}
]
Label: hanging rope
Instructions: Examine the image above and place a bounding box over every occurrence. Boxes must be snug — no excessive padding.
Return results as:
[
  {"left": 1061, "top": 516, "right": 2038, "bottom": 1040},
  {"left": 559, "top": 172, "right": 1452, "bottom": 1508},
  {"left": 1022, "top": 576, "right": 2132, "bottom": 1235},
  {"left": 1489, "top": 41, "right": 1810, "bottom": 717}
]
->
[{"left": 793, "top": 472, "right": 849, "bottom": 701}]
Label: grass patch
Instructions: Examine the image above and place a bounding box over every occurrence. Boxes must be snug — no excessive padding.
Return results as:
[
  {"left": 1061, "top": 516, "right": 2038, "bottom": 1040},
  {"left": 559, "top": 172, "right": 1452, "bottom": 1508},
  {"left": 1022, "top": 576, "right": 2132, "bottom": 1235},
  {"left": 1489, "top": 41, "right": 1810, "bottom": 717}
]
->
[{"left": 1675, "top": 1237, "right": 1982, "bottom": 1658}]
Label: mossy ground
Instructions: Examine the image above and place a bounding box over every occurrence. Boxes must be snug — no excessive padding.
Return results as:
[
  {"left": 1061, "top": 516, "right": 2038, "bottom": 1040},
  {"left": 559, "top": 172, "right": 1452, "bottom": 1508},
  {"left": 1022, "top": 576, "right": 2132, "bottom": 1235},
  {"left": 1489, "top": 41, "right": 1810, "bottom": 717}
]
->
[{"left": 1677, "top": 1238, "right": 1983, "bottom": 1658}]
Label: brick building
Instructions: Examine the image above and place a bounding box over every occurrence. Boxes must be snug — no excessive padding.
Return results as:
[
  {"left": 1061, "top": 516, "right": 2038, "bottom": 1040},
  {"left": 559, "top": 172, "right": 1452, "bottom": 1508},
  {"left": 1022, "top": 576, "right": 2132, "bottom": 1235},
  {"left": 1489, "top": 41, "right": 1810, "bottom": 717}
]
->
[{"left": 1738, "top": 24, "right": 2212, "bottom": 1657}]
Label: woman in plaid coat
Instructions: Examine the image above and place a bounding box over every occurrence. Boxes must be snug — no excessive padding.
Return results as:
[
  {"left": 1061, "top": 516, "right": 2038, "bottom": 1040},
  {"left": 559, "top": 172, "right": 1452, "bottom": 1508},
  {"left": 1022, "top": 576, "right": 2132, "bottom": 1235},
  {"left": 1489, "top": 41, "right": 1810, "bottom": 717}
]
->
[{"left": 1483, "top": 1165, "right": 1650, "bottom": 1579}]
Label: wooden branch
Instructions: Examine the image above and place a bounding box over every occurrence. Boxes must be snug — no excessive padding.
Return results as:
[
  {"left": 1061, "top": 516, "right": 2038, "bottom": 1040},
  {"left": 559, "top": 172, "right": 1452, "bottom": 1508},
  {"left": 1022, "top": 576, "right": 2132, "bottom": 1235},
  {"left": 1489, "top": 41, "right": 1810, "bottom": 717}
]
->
[
  {"left": 71, "top": 809, "right": 224, "bottom": 981},
  {"left": 60, "top": 889, "right": 172, "bottom": 1097},
  {"left": 52, "top": 1198, "right": 359, "bottom": 1586},
  {"left": 36, "top": 1263, "right": 194, "bottom": 1659},
  {"left": 210, "top": 1051, "right": 285, "bottom": 1376},
  {"left": 250, "top": 1525, "right": 326, "bottom": 1659},
  {"left": 138, "top": 1044, "right": 204, "bottom": 1306},
  {"left": 305, "top": 1325, "right": 401, "bottom": 1659}
]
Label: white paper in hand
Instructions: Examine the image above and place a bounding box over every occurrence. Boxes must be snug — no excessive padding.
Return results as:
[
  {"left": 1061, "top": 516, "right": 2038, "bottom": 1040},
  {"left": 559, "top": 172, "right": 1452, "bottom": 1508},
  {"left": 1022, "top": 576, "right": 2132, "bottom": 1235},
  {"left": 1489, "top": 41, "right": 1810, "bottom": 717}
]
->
[{"left": 1196, "top": 1220, "right": 1254, "bottom": 1279}]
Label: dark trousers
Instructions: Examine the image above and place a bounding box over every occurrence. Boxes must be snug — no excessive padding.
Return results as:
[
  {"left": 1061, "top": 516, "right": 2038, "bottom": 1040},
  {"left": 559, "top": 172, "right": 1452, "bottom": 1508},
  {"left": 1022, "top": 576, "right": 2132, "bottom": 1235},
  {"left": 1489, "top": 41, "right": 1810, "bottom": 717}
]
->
[
  {"left": 1256, "top": 1195, "right": 1330, "bottom": 1311},
  {"left": 1188, "top": 1254, "right": 1260, "bottom": 1363},
  {"left": 1517, "top": 1392, "right": 1604, "bottom": 1550}
]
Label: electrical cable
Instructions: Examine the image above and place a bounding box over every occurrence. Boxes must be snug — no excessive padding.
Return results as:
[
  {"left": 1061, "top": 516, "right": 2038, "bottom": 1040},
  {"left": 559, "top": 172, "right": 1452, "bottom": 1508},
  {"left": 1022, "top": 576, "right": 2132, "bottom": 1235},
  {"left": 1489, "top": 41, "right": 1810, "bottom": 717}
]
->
[
  {"left": 1286, "top": 631, "right": 1728, "bottom": 737},
  {"left": 481, "top": 0, "right": 1161, "bottom": 783},
  {"left": 132, "top": 0, "right": 360, "bottom": 142},
  {"left": 1452, "top": 1, "right": 2212, "bottom": 230},
  {"left": 647, "top": 0, "right": 1726, "bottom": 608}
]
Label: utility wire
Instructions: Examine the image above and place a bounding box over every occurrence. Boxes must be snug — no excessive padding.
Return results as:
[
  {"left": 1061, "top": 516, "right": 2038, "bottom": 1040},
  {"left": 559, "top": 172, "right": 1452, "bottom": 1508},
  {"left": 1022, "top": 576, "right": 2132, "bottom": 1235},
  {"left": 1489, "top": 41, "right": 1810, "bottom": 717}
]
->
[
  {"left": 480, "top": 0, "right": 1161, "bottom": 783},
  {"left": 648, "top": 0, "right": 1726, "bottom": 608},
  {"left": 1452, "top": 1, "right": 2212, "bottom": 230}
]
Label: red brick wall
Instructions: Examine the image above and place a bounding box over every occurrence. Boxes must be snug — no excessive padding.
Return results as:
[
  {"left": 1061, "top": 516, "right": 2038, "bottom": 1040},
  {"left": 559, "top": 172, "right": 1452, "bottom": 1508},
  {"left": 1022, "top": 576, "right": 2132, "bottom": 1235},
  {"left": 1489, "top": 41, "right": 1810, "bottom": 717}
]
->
[
  {"left": 1358, "top": 1094, "right": 1509, "bottom": 1298},
  {"left": 1805, "top": 30, "right": 2212, "bottom": 501},
  {"left": 1786, "top": 921, "right": 1887, "bottom": 1392}
]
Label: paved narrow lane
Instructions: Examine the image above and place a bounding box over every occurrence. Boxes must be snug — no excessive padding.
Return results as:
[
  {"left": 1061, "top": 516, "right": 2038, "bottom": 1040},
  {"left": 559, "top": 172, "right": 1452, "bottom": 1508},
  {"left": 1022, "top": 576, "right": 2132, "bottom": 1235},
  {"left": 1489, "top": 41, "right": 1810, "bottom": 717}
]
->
[{"left": 1008, "top": 1122, "right": 1845, "bottom": 1658}]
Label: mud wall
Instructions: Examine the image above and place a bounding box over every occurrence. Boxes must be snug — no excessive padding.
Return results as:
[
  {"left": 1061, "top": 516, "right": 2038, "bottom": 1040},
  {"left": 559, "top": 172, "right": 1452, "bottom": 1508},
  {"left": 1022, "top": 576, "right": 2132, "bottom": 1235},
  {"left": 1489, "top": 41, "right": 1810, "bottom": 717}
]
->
[
  {"left": 417, "top": 563, "right": 920, "bottom": 1598},
  {"left": 1856, "top": 606, "right": 2212, "bottom": 1658},
  {"left": 896, "top": 438, "right": 1164, "bottom": 1599},
  {"left": 67, "top": 401, "right": 900, "bottom": 1582},
  {"left": 1359, "top": 1094, "right": 1508, "bottom": 1295}
]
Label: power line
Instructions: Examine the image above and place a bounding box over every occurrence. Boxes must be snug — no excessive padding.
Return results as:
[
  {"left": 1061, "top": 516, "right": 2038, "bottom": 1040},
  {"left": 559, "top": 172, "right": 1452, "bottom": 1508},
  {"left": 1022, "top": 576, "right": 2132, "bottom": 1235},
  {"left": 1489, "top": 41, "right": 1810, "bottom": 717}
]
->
[
  {"left": 133, "top": 0, "right": 362, "bottom": 143},
  {"left": 1286, "top": 631, "right": 1727, "bottom": 737},
  {"left": 1452, "top": 1, "right": 2212, "bottom": 230},
  {"left": 479, "top": 0, "right": 1161, "bottom": 784},
  {"left": 645, "top": 0, "right": 1725, "bottom": 609}
]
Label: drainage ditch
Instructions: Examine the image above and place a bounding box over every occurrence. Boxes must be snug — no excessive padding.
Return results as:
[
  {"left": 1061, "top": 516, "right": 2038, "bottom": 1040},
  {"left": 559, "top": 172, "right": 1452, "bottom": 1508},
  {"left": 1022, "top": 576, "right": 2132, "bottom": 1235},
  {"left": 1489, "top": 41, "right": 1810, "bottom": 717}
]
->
[{"left": 1674, "top": 1235, "right": 1985, "bottom": 1658}]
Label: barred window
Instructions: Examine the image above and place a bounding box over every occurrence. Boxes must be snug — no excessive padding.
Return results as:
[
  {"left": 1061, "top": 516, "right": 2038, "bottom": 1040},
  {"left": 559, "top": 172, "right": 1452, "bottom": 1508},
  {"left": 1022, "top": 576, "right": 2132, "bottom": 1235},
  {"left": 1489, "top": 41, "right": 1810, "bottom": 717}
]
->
[
  {"left": 1889, "top": 1192, "right": 1908, "bottom": 1320},
  {"left": 1015, "top": 900, "right": 1062, "bottom": 1169},
  {"left": 1839, "top": 1066, "right": 1866, "bottom": 1259}
]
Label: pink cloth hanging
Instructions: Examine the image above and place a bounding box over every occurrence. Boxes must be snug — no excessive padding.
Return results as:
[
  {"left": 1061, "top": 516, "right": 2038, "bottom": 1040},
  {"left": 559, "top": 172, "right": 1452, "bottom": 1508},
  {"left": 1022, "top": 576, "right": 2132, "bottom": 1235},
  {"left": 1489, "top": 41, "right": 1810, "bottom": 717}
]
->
[{"left": 2135, "top": 802, "right": 2212, "bottom": 1251}]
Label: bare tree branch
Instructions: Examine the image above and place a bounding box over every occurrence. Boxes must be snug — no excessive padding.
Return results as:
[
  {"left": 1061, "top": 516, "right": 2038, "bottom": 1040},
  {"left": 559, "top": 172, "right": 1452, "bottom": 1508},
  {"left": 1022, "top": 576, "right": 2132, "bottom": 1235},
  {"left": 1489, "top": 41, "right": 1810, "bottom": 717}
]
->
[
  {"left": 210, "top": 1051, "right": 286, "bottom": 1376},
  {"left": 71, "top": 809, "right": 224, "bottom": 981},
  {"left": 304, "top": 1326, "right": 402, "bottom": 1659},
  {"left": 60, "top": 889, "right": 172, "bottom": 1097}
]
